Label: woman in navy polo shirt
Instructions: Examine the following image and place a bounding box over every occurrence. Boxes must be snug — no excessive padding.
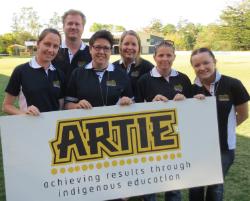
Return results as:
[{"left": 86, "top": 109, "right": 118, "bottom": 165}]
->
[
  {"left": 137, "top": 40, "right": 192, "bottom": 201},
  {"left": 113, "top": 30, "right": 154, "bottom": 101},
  {"left": 189, "top": 48, "right": 249, "bottom": 201},
  {"left": 2, "top": 28, "right": 65, "bottom": 115},
  {"left": 65, "top": 30, "right": 133, "bottom": 109}
]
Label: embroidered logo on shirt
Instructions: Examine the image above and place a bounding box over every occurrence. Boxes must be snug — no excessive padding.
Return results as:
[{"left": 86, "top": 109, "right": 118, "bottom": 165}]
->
[
  {"left": 174, "top": 84, "right": 183, "bottom": 92},
  {"left": 53, "top": 80, "right": 61, "bottom": 88},
  {"left": 106, "top": 80, "right": 116, "bottom": 87},
  {"left": 131, "top": 71, "right": 140, "bottom": 77},
  {"left": 218, "top": 94, "right": 230, "bottom": 101}
]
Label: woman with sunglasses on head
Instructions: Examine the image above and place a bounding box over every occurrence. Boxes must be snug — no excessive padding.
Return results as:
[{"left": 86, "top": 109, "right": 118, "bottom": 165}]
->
[
  {"left": 189, "top": 47, "right": 249, "bottom": 201},
  {"left": 65, "top": 30, "right": 133, "bottom": 110},
  {"left": 113, "top": 30, "right": 154, "bottom": 101},
  {"left": 137, "top": 40, "right": 192, "bottom": 201},
  {"left": 2, "top": 28, "right": 65, "bottom": 115}
]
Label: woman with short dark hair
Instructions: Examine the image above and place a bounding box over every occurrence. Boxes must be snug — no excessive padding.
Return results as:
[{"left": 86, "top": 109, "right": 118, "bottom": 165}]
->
[{"left": 65, "top": 30, "right": 133, "bottom": 109}]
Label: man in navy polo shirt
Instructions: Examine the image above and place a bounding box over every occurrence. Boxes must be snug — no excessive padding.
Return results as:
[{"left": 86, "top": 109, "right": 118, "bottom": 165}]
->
[{"left": 53, "top": 9, "right": 92, "bottom": 85}]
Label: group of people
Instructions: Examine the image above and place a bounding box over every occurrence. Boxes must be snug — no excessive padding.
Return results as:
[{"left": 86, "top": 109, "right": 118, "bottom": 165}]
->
[{"left": 2, "top": 9, "right": 249, "bottom": 201}]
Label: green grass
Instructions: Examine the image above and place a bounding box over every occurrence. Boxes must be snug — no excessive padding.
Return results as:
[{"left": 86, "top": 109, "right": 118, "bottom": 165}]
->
[{"left": 0, "top": 53, "right": 249, "bottom": 201}]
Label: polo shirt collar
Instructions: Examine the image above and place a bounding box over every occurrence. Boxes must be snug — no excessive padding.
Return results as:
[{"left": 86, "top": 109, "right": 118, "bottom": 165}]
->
[
  {"left": 194, "top": 70, "right": 222, "bottom": 87},
  {"left": 119, "top": 59, "right": 136, "bottom": 74},
  {"left": 61, "top": 41, "right": 86, "bottom": 50},
  {"left": 85, "top": 62, "right": 114, "bottom": 72},
  {"left": 150, "top": 66, "right": 179, "bottom": 78},
  {"left": 29, "top": 57, "right": 55, "bottom": 71}
]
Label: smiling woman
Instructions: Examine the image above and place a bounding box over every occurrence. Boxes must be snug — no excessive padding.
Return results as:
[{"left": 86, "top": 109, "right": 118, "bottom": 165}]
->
[
  {"left": 2, "top": 28, "right": 65, "bottom": 115},
  {"left": 65, "top": 30, "right": 133, "bottom": 110}
]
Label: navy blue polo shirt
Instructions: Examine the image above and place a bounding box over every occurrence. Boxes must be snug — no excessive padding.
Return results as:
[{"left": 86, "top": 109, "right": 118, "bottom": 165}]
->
[
  {"left": 137, "top": 67, "right": 192, "bottom": 102},
  {"left": 193, "top": 71, "right": 250, "bottom": 151},
  {"left": 65, "top": 62, "right": 133, "bottom": 107},
  {"left": 113, "top": 58, "right": 153, "bottom": 99},
  {"left": 52, "top": 41, "right": 92, "bottom": 84},
  {"left": 5, "top": 57, "right": 65, "bottom": 112}
]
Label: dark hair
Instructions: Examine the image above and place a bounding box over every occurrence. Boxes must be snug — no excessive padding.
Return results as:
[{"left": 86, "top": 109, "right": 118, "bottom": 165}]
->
[
  {"left": 37, "top": 28, "right": 61, "bottom": 44},
  {"left": 190, "top": 47, "right": 216, "bottom": 64},
  {"left": 154, "top": 40, "right": 175, "bottom": 55},
  {"left": 62, "top": 9, "right": 86, "bottom": 25},
  {"left": 89, "top": 30, "right": 114, "bottom": 47},
  {"left": 119, "top": 30, "right": 141, "bottom": 64}
]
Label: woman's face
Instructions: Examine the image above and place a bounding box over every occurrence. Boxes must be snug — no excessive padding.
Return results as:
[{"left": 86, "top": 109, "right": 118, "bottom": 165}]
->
[
  {"left": 191, "top": 52, "right": 216, "bottom": 82},
  {"left": 120, "top": 35, "right": 139, "bottom": 62},
  {"left": 36, "top": 33, "right": 60, "bottom": 63},
  {"left": 154, "top": 46, "right": 175, "bottom": 75},
  {"left": 90, "top": 38, "right": 112, "bottom": 69}
]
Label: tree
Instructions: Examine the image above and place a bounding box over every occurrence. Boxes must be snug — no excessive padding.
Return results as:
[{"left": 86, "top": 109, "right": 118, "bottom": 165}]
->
[
  {"left": 144, "top": 19, "right": 163, "bottom": 35},
  {"left": 176, "top": 20, "right": 202, "bottom": 50},
  {"left": 90, "top": 23, "right": 125, "bottom": 32},
  {"left": 195, "top": 24, "right": 232, "bottom": 50},
  {"left": 11, "top": 7, "right": 42, "bottom": 38},
  {"left": 162, "top": 24, "right": 176, "bottom": 36},
  {"left": 0, "top": 32, "right": 35, "bottom": 54},
  {"left": 45, "top": 12, "right": 62, "bottom": 31},
  {"left": 220, "top": 0, "right": 250, "bottom": 50}
]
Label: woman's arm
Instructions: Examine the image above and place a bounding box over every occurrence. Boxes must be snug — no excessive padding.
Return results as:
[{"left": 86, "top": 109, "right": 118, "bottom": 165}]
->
[
  {"left": 2, "top": 93, "right": 24, "bottom": 115},
  {"left": 2, "top": 93, "right": 40, "bottom": 115}
]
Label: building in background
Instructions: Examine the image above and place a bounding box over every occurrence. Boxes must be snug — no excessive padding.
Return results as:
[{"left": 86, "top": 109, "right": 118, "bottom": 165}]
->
[{"left": 82, "top": 32, "right": 164, "bottom": 54}]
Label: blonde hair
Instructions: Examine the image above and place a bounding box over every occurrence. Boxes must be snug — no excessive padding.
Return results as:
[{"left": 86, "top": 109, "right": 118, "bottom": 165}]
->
[
  {"left": 62, "top": 9, "right": 86, "bottom": 26},
  {"left": 119, "top": 30, "right": 142, "bottom": 66}
]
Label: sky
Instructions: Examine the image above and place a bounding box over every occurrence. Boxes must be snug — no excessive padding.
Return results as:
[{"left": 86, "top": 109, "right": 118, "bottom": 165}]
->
[{"left": 0, "top": 0, "right": 237, "bottom": 35}]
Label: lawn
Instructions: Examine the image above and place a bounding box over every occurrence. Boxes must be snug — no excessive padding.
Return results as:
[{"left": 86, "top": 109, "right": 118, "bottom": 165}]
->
[{"left": 0, "top": 53, "right": 249, "bottom": 201}]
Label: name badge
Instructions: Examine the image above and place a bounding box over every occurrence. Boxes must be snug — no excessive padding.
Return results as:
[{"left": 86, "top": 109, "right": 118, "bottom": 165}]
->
[
  {"left": 218, "top": 94, "right": 230, "bottom": 101},
  {"left": 131, "top": 71, "right": 139, "bottom": 77},
  {"left": 106, "top": 80, "right": 116, "bottom": 87}
]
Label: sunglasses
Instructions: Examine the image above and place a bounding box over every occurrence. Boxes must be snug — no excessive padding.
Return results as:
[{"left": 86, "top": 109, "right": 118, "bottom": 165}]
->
[{"left": 154, "top": 40, "right": 175, "bottom": 49}]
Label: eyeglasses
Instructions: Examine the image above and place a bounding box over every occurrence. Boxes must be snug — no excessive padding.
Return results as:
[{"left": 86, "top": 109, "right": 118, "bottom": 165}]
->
[
  {"left": 92, "top": 45, "right": 112, "bottom": 52},
  {"left": 154, "top": 40, "right": 175, "bottom": 49}
]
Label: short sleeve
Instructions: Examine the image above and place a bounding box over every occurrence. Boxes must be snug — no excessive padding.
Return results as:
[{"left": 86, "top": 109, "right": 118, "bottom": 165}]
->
[
  {"left": 231, "top": 79, "right": 250, "bottom": 106},
  {"left": 5, "top": 66, "right": 22, "bottom": 96}
]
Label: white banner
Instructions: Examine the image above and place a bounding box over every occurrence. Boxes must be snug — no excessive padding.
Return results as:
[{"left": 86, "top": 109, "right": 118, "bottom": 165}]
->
[{"left": 0, "top": 97, "right": 223, "bottom": 201}]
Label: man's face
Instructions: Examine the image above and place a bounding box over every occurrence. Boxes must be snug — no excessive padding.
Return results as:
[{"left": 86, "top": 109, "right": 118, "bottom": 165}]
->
[{"left": 63, "top": 14, "right": 84, "bottom": 42}]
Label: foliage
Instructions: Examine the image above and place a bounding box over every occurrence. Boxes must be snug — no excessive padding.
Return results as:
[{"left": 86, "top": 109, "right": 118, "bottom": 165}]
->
[
  {"left": 11, "top": 7, "right": 42, "bottom": 37},
  {"left": 45, "top": 12, "right": 62, "bottom": 32},
  {"left": 90, "top": 23, "right": 125, "bottom": 32},
  {"left": 162, "top": 24, "right": 176, "bottom": 35},
  {"left": 0, "top": 32, "right": 35, "bottom": 54},
  {"left": 220, "top": 0, "right": 250, "bottom": 50},
  {"left": 195, "top": 24, "right": 232, "bottom": 50},
  {"left": 143, "top": 0, "right": 250, "bottom": 50}
]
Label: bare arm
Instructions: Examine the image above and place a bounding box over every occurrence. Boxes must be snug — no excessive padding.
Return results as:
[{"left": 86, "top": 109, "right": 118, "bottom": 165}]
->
[
  {"left": 2, "top": 93, "right": 40, "bottom": 115},
  {"left": 236, "top": 102, "right": 249, "bottom": 126},
  {"left": 2, "top": 93, "right": 25, "bottom": 115}
]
